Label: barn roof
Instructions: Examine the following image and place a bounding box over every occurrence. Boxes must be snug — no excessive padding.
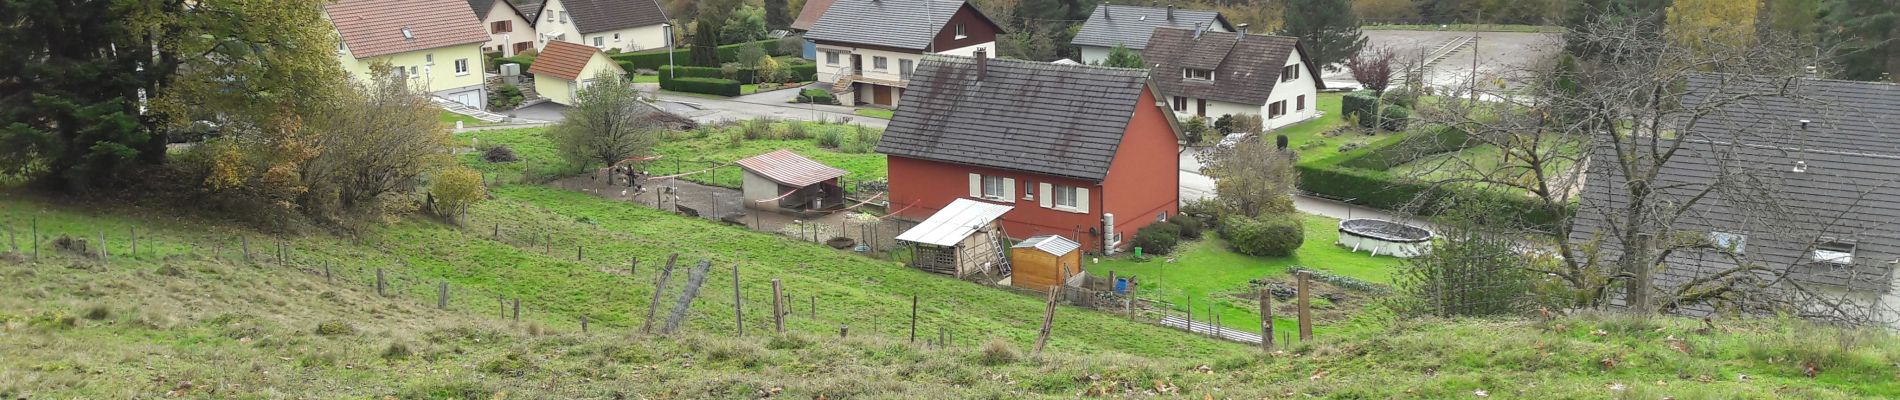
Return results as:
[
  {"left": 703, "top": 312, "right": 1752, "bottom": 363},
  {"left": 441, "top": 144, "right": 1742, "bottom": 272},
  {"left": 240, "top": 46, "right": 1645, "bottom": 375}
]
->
[
  {"left": 734, "top": 150, "right": 849, "bottom": 187},
  {"left": 896, "top": 198, "right": 1013, "bottom": 246},
  {"left": 1013, "top": 235, "right": 1080, "bottom": 256}
]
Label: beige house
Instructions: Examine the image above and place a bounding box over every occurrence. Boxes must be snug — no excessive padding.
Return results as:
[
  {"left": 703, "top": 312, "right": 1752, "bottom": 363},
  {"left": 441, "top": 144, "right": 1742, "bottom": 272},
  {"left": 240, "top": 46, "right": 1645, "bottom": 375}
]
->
[
  {"left": 533, "top": 0, "right": 670, "bottom": 53},
  {"left": 804, "top": 0, "right": 1004, "bottom": 107},
  {"left": 326, "top": 0, "right": 492, "bottom": 108},
  {"left": 1142, "top": 28, "right": 1326, "bottom": 131},
  {"left": 465, "top": 0, "right": 539, "bottom": 56},
  {"left": 528, "top": 41, "right": 626, "bottom": 105}
]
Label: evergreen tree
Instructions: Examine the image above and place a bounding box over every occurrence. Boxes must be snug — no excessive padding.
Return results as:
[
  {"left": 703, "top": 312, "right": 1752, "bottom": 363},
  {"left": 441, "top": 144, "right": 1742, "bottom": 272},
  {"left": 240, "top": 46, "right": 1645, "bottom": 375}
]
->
[
  {"left": 765, "top": 0, "right": 791, "bottom": 30},
  {"left": 1098, "top": 44, "right": 1145, "bottom": 68},
  {"left": 1278, "top": 0, "right": 1366, "bottom": 72},
  {"left": 0, "top": 0, "right": 153, "bottom": 190},
  {"left": 1822, "top": 0, "right": 1899, "bottom": 82},
  {"left": 691, "top": 17, "right": 723, "bottom": 67}
]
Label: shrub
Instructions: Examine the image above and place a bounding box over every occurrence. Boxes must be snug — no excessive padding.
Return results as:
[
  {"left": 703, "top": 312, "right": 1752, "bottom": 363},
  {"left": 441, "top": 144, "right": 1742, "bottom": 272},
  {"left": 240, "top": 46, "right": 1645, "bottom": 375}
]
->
[
  {"left": 1342, "top": 90, "right": 1378, "bottom": 123},
  {"left": 741, "top": 117, "right": 777, "bottom": 139},
  {"left": 776, "top": 36, "right": 805, "bottom": 55},
  {"left": 314, "top": 320, "right": 356, "bottom": 336},
  {"left": 659, "top": 76, "right": 742, "bottom": 97},
  {"left": 844, "top": 126, "right": 881, "bottom": 153},
  {"left": 1183, "top": 116, "right": 1212, "bottom": 145},
  {"left": 429, "top": 166, "right": 487, "bottom": 221},
  {"left": 662, "top": 65, "right": 756, "bottom": 83},
  {"left": 1378, "top": 105, "right": 1411, "bottom": 131},
  {"left": 1213, "top": 114, "right": 1236, "bottom": 134},
  {"left": 815, "top": 128, "right": 844, "bottom": 148},
  {"left": 489, "top": 84, "right": 524, "bottom": 110},
  {"left": 1131, "top": 222, "right": 1182, "bottom": 255},
  {"left": 796, "top": 88, "right": 834, "bottom": 104},
  {"left": 482, "top": 145, "right": 518, "bottom": 163},
  {"left": 980, "top": 338, "right": 1018, "bottom": 365},
  {"left": 788, "top": 63, "right": 818, "bottom": 82},
  {"left": 382, "top": 341, "right": 414, "bottom": 360},
  {"left": 781, "top": 120, "right": 810, "bottom": 139},
  {"left": 608, "top": 39, "right": 795, "bottom": 71},
  {"left": 1173, "top": 214, "right": 1205, "bottom": 239},
  {"left": 1221, "top": 214, "right": 1304, "bottom": 257}
]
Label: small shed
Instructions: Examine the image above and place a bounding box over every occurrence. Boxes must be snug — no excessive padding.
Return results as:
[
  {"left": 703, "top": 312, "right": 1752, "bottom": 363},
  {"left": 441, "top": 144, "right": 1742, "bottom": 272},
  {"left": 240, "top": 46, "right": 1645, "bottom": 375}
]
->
[
  {"left": 529, "top": 41, "right": 627, "bottom": 106},
  {"left": 735, "top": 150, "right": 849, "bottom": 213},
  {"left": 1009, "top": 235, "right": 1083, "bottom": 291},
  {"left": 896, "top": 198, "right": 1013, "bottom": 277}
]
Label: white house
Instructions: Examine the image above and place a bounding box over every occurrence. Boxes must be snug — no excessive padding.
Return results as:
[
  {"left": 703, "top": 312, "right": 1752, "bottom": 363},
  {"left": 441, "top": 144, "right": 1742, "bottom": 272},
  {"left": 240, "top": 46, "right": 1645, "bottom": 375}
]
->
[
  {"left": 465, "top": 0, "right": 539, "bottom": 56},
  {"left": 1141, "top": 27, "right": 1324, "bottom": 131},
  {"left": 803, "top": 0, "right": 1004, "bottom": 108},
  {"left": 1070, "top": 4, "right": 1232, "bottom": 65},
  {"left": 527, "top": 41, "right": 626, "bottom": 105},
  {"left": 533, "top": 0, "right": 669, "bottom": 53},
  {"left": 325, "top": 0, "right": 492, "bottom": 108}
]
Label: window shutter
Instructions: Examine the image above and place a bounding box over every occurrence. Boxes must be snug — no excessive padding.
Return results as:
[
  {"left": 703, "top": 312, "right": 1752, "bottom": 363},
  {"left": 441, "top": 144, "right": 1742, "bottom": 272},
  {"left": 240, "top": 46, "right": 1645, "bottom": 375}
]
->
[
  {"left": 968, "top": 173, "right": 981, "bottom": 198},
  {"left": 1002, "top": 178, "right": 1016, "bottom": 201},
  {"left": 1039, "top": 183, "right": 1053, "bottom": 208},
  {"left": 1075, "top": 188, "right": 1090, "bottom": 213}
]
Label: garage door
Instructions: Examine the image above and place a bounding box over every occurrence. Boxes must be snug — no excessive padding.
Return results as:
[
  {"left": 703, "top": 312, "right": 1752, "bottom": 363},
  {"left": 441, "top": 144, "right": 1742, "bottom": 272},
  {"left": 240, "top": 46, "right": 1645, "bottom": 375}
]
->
[{"left": 455, "top": 92, "right": 481, "bottom": 108}]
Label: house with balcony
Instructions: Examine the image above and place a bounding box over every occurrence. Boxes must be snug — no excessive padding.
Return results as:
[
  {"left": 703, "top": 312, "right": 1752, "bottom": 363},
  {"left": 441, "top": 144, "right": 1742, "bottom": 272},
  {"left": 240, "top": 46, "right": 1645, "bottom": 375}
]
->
[
  {"left": 877, "top": 55, "right": 1186, "bottom": 254},
  {"left": 1141, "top": 27, "right": 1324, "bottom": 130},
  {"left": 804, "top": 0, "right": 1003, "bottom": 107},
  {"left": 532, "top": 0, "right": 669, "bottom": 53},
  {"left": 325, "top": 0, "right": 492, "bottom": 108},
  {"left": 1070, "top": 4, "right": 1232, "bottom": 65},
  {"left": 465, "top": 0, "right": 539, "bottom": 56}
]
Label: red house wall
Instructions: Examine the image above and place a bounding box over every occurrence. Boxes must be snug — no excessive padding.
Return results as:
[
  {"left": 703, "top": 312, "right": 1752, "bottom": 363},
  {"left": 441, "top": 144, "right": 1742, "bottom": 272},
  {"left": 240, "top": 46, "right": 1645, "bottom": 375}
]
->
[
  {"left": 1099, "top": 87, "right": 1182, "bottom": 245},
  {"left": 884, "top": 87, "right": 1181, "bottom": 254},
  {"left": 931, "top": 4, "right": 1001, "bottom": 52}
]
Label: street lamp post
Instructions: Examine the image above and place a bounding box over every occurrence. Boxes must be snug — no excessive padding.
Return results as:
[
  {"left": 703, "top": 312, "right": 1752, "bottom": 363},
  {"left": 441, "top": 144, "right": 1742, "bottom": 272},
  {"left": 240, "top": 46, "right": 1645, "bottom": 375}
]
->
[{"left": 662, "top": 23, "right": 675, "bottom": 78}]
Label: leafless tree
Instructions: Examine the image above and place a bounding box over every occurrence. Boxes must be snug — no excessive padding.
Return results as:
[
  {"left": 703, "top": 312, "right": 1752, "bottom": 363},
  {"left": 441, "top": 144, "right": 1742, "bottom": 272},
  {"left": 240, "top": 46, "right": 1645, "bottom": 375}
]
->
[
  {"left": 1345, "top": 45, "right": 1398, "bottom": 96},
  {"left": 1408, "top": 15, "right": 1900, "bottom": 325}
]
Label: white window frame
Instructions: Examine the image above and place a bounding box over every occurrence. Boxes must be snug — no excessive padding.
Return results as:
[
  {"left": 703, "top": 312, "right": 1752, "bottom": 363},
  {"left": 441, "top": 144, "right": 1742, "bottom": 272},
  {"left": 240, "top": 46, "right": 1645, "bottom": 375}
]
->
[
  {"left": 1184, "top": 68, "right": 1213, "bottom": 81},
  {"left": 900, "top": 59, "right": 914, "bottom": 79},
  {"left": 826, "top": 51, "right": 840, "bottom": 65},
  {"left": 873, "top": 56, "right": 888, "bottom": 70},
  {"left": 1811, "top": 239, "right": 1856, "bottom": 264},
  {"left": 559, "top": 11, "right": 568, "bottom": 24},
  {"left": 425, "top": 53, "right": 434, "bottom": 65},
  {"left": 593, "top": 36, "right": 604, "bottom": 47},
  {"left": 1022, "top": 180, "right": 1035, "bottom": 200},
  {"left": 1052, "top": 185, "right": 1079, "bottom": 211},
  {"left": 981, "top": 175, "right": 1006, "bottom": 199},
  {"left": 454, "top": 58, "right": 469, "bottom": 75},
  {"left": 955, "top": 23, "right": 967, "bottom": 39}
]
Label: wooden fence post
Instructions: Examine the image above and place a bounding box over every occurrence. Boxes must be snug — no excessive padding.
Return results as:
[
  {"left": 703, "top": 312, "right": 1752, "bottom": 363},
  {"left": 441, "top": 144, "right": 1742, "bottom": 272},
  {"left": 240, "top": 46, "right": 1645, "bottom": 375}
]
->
[
  {"left": 771, "top": 279, "right": 785, "bottom": 333},
  {"left": 1185, "top": 297, "right": 1193, "bottom": 335},
  {"left": 438, "top": 281, "right": 449, "bottom": 309},
  {"left": 31, "top": 217, "right": 39, "bottom": 260},
  {"left": 498, "top": 295, "right": 505, "bottom": 319},
  {"left": 1034, "top": 284, "right": 1060, "bottom": 354},
  {"left": 732, "top": 264, "right": 744, "bottom": 337},
  {"left": 840, "top": 325, "right": 848, "bottom": 338},
  {"left": 98, "top": 231, "right": 108, "bottom": 265},
  {"left": 630, "top": 258, "right": 638, "bottom": 276},
  {"left": 375, "top": 268, "right": 386, "bottom": 296},
  {"left": 129, "top": 226, "right": 137, "bottom": 256},
  {"left": 1260, "top": 288, "right": 1273, "bottom": 352},
  {"left": 809, "top": 294, "right": 816, "bottom": 319},
  {"left": 1297, "top": 271, "right": 1313, "bottom": 342},
  {"left": 909, "top": 295, "right": 918, "bottom": 342},
  {"left": 240, "top": 236, "right": 251, "bottom": 263},
  {"left": 513, "top": 298, "right": 521, "bottom": 322},
  {"left": 493, "top": 223, "right": 500, "bottom": 239},
  {"left": 581, "top": 315, "right": 589, "bottom": 333},
  {"left": 577, "top": 245, "right": 583, "bottom": 261},
  {"left": 641, "top": 254, "right": 680, "bottom": 334}
]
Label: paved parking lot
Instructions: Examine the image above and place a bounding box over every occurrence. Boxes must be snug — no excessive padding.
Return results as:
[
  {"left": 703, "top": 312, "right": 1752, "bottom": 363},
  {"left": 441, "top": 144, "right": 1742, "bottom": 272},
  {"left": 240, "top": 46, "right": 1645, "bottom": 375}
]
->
[{"left": 1322, "top": 30, "right": 1563, "bottom": 92}]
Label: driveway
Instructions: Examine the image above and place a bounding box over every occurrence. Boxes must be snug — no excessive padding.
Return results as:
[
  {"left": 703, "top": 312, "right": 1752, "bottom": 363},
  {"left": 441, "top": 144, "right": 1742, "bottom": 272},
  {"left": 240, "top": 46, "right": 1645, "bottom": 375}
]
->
[{"left": 643, "top": 82, "right": 890, "bottom": 128}]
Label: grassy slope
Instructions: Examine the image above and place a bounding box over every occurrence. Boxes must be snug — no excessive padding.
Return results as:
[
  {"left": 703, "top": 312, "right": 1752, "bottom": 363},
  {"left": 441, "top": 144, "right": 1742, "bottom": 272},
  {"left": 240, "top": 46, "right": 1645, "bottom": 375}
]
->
[
  {"left": 461, "top": 125, "right": 886, "bottom": 193},
  {"left": 1361, "top": 24, "right": 1566, "bottom": 33},
  {"left": 1092, "top": 215, "right": 1403, "bottom": 336}
]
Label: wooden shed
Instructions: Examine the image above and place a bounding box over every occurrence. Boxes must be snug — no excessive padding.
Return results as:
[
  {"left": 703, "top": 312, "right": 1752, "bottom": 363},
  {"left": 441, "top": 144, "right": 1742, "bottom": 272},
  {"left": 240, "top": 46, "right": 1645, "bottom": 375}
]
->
[
  {"left": 895, "top": 198, "right": 1014, "bottom": 277},
  {"left": 1009, "top": 235, "right": 1083, "bottom": 291},
  {"left": 736, "top": 150, "right": 849, "bottom": 213}
]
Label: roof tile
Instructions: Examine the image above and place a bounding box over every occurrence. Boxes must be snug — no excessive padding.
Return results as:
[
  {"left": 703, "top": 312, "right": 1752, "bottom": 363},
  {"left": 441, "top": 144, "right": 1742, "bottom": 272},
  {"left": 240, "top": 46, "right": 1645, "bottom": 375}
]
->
[{"left": 327, "top": 0, "right": 492, "bottom": 59}]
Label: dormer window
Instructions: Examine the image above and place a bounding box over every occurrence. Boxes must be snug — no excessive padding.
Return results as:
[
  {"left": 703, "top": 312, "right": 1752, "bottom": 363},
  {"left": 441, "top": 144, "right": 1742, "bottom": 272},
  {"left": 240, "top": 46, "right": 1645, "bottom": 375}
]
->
[
  {"left": 400, "top": 27, "right": 414, "bottom": 40},
  {"left": 955, "top": 23, "right": 967, "bottom": 39},
  {"left": 1184, "top": 68, "right": 1213, "bottom": 81},
  {"left": 1811, "top": 238, "right": 1856, "bottom": 264}
]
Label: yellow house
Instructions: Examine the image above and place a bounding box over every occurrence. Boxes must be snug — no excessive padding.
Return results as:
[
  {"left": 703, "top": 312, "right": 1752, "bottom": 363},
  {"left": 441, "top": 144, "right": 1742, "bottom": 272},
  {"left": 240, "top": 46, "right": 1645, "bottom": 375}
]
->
[
  {"left": 529, "top": 41, "right": 627, "bottom": 105},
  {"left": 463, "top": 0, "right": 540, "bottom": 56},
  {"left": 533, "top": 0, "right": 671, "bottom": 53},
  {"left": 325, "top": 0, "right": 494, "bottom": 109}
]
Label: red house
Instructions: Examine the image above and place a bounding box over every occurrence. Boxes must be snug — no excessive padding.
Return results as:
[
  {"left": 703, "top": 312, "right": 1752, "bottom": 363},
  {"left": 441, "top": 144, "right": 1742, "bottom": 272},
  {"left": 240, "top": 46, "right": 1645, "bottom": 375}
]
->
[{"left": 876, "top": 54, "right": 1186, "bottom": 254}]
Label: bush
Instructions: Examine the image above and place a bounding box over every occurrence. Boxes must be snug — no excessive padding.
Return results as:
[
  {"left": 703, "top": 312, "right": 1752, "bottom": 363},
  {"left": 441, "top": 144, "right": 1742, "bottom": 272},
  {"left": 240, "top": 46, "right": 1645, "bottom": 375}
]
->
[
  {"left": 1173, "top": 214, "right": 1205, "bottom": 239},
  {"left": 1378, "top": 105, "right": 1411, "bottom": 131},
  {"left": 741, "top": 117, "right": 777, "bottom": 139},
  {"left": 659, "top": 76, "right": 742, "bottom": 97},
  {"left": 429, "top": 166, "right": 487, "bottom": 221},
  {"left": 796, "top": 88, "right": 834, "bottom": 104},
  {"left": 1221, "top": 214, "right": 1304, "bottom": 257},
  {"left": 489, "top": 84, "right": 524, "bottom": 110},
  {"left": 483, "top": 145, "right": 518, "bottom": 163},
  {"left": 980, "top": 338, "right": 1018, "bottom": 365},
  {"left": 782, "top": 120, "right": 810, "bottom": 139},
  {"left": 1342, "top": 90, "right": 1378, "bottom": 124},
  {"left": 1183, "top": 116, "right": 1212, "bottom": 145},
  {"left": 314, "top": 320, "right": 356, "bottom": 336},
  {"left": 1131, "top": 222, "right": 1182, "bottom": 255},
  {"left": 815, "top": 128, "right": 844, "bottom": 148},
  {"left": 843, "top": 126, "right": 881, "bottom": 153},
  {"left": 608, "top": 39, "right": 795, "bottom": 71},
  {"left": 662, "top": 65, "right": 756, "bottom": 83},
  {"left": 788, "top": 63, "right": 817, "bottom": 82},
  {"left": 1213, "top": 114, "right": 1236, "bottom": 134}
]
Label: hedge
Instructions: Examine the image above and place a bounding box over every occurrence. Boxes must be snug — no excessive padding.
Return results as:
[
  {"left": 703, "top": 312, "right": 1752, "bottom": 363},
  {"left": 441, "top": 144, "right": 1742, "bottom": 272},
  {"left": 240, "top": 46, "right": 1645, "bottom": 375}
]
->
[
  {"left": 609, "top": 39, "right": 796, "bottom": 72},
  {"left": 659, "top": 76, "right": 742, "bottom": 97},
  {"left": 1296, "top": 125, "right": 1568, "bottom": 231},
  {"left": 788, "top": 63, "right": 817, "bottom": 81},
  {"left": 796, "top": 88, "right": 834, "bottom": 104},
  {"left": 496, "top": 55, "right": 535, "bottom": 72},
  {"left": 660, "top": 65, "right": 756, "bottom": 83},
  {"left": 1221, "top": 215, "right": 1304, "bottom": 257},
  {"left": 1378, "top": 105, "right": 1412, "bottom": 131},
  {"left": 1342, "top": 91, "right": 1378, "bottom": 124}
]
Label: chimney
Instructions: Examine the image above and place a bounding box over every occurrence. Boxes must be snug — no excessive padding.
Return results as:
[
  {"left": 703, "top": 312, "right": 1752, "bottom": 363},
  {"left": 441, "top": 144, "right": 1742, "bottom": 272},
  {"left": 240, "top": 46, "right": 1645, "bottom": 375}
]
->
[
  {"left": 1166, "top": 5, "right": 1175, "bottom": 20},
  {"left": 974, "top": 48, "right": 988, "bottom": 80},
  {"left": 1103, "top": 4, "right": 1110, "bottom": 19},
  {"left": 1236, "top": 23, "right": 1249, "bottom": 35}
]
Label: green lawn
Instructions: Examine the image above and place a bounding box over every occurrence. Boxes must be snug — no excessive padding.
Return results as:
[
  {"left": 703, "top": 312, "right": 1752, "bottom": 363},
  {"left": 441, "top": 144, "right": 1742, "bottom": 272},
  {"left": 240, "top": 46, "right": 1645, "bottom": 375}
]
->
[
  {"left": 1277, "top": 93, "right": 1393, "bottom": 162},
  {"left": 1091, "top": 214, "right": 1403, "bottom": 336},
  {"left": 854, "top": 108, "right": 895, "bottom": 119},
  {"left": 631, "top": 74, "right": 658, "bottom": 83},
  {"left": 457, "top": 123, "right": 886, "bottom": 193},
  {"left": 1387, "top": 136, "right": 1582, "bottom": 197},
  {"left": 1362, "top": 24, "right": 1566, "bottom": 33},
  {"left": 438, "top": 111, "right": 494, "bottom": 128}
]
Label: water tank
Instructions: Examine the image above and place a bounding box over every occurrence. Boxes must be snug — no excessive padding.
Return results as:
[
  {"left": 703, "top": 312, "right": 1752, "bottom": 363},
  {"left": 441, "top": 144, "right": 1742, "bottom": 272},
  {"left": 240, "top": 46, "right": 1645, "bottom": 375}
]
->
[{"left": 500, "top": 63, "right": 521, "bottom": 76}]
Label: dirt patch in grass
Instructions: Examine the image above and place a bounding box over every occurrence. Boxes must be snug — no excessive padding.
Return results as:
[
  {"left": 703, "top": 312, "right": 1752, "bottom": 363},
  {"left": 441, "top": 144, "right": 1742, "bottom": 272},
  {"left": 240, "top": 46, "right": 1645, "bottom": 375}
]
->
[{"left": 1218, "top": 277, "right": 1373, "bottom": 325}]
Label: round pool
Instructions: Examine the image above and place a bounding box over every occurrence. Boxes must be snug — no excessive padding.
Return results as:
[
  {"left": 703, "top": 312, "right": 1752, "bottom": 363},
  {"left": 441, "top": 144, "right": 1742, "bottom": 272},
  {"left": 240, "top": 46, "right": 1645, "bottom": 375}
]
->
[{"left": 1338, "top": 218, "right": 1434, "bottom": 258}]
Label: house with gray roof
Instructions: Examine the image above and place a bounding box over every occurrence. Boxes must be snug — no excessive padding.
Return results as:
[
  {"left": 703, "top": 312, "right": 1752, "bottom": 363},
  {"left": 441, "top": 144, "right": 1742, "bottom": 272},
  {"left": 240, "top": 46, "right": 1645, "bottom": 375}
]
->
[
  {"left": 532, "top": 0, "right": 669, "bottom": 53},
  {"left": 1071, "top": 4, "right": 1232, "bottom": 65},
  {"left": 1141, "top": 27, "right": 1324, "bottom": 130},
  {"left": 1572, "top": 74, "right": 1900, "bottom": 326},
  {"left": 465, "top": 0, "right": 539, "bottom": 56},
  {"left": 877, "top": 54, "right": 1186, "bottom": 255},
  {"left": 805, "top": 0, "right": 1003, "bottom": 108}
]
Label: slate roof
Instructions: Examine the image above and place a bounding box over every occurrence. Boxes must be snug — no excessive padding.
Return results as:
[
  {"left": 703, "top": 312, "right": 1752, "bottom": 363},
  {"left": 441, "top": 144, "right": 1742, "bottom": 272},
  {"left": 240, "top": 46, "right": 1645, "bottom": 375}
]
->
[
  {"left": 1141, "top": 28, "right": 1322, "bottom": 106},
  {"left": 515, "top": 1, "right": 542, "bottom": 19},
  {"left": 804, "top": 0, "right": 996, "bottom": 50},
  {"left": 553, "top": 0, "right": 668, "bottom": 35},
  {"left": 1573, "top": 75, "right": 1900, "bottom": 309},
  {"left": 790, "top": 0, "right": 837, "bottom": 31},
  {"left": 896, "top": 198, "right": 1014, "bottom": 246},
  {"left": 528, "top": 41, "right": 613, "bottom": 80},
  {"left": 1071, "top": 5, "right": 1232, "bottom": 51},
  {"left": 735, "top": 150, "right": 849, "bottom": 187},
  {"left": 876, "top": 56, "right": 1165, "bottom": 182},
  {"left": 326, "top": 0, "right": 492, "bottom": 59}
]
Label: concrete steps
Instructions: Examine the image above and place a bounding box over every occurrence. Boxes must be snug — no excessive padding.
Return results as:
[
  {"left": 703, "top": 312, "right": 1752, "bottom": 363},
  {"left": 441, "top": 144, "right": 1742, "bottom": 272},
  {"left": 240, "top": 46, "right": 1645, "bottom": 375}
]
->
[
  {"left": 1394, "top": 36, "right": 1473, "bottom": 86},
  {"left": 433, "top": 97, "right": 508, "bottom": 123}
]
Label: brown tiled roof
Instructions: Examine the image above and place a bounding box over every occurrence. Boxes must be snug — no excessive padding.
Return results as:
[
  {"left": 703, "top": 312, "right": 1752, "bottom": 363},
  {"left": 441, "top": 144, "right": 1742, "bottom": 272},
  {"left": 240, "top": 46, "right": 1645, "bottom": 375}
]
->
[
  {"left": 1141, "top": 28, "right": 1325, "bottom": 106},
  {"left": 326, "top": 0, "right": 491, "bottom": 59},
  {"left": 528, "top": 41, "right": 606, "bottom": 80},
  {"left": 735, "top": 150, "right": 848, "bottom": 187},
  {"left": 790, "top": 0, "right": 836, "bottom": 31}
]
